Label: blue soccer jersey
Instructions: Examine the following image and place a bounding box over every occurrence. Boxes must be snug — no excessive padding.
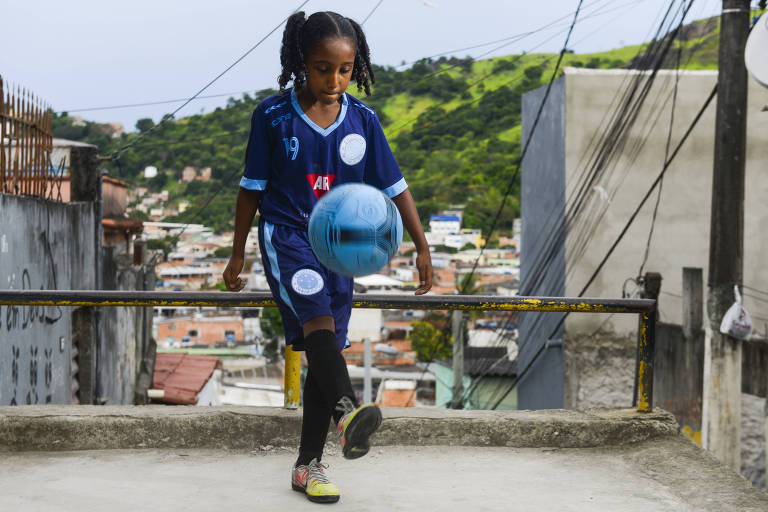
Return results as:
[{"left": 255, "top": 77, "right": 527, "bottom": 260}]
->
[{"left": 240, "top": 88, "right": 408, "bottom": 228}]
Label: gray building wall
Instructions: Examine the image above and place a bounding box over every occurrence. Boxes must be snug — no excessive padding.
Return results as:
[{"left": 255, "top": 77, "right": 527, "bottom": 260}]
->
[
  {"left": 100, "top": 248, "right": 155, "bottom": 405},
  {"left": 521, "top": 68, "right": 768, "bottom": 488},
  {"left": 519, "top": 77, "right": 566, "bottom": 409},
  {"left": 0, "top": 194, "right": 96, "bottom": 404},
  {"left": 520, "top": 69, "right": 768, "bottom": 411},
  {"left": 562, "top": 68, "right": 768, "bottom": 338}
]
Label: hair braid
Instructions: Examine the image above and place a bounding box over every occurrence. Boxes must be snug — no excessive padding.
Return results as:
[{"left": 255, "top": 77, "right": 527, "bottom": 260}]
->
[
  {"left": 347, "top": 17, "right": 375, "bottom": 96},
  {"left": 277, "top": 11, "right": 375, "bottom": 96},
  {"left": 278, "top": 12, "right": 307, "bottom": 92}
]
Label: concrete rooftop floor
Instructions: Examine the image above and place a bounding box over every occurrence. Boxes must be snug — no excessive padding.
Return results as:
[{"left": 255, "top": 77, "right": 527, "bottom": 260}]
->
[
  {"left": 2, "top": 441, "right": 767, "bottom": 511},
  {"left": 0, "top": 406, "right": 765, "bottom": 511}
]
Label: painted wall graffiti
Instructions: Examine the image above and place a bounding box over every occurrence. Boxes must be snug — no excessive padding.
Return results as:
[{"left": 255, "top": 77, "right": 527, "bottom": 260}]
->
[
  {"left": 1, "top": 265, "right": 67, "bottom": 405},
  {"left": 0, "top": 194, "right": 97, "bottom": 405},
  {"left": 1, "top": 269, "right": 62, "bottom": 332}
]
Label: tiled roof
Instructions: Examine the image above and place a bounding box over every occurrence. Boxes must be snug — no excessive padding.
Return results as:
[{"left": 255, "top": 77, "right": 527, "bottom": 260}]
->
[{"left": 152, "top": 353, "right": 221, "bottom": 405}]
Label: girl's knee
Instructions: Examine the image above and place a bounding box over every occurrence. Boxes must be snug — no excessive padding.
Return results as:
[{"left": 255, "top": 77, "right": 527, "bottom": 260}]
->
[{"left": 302, "top": 315, "right": 335, "bottom": 338}]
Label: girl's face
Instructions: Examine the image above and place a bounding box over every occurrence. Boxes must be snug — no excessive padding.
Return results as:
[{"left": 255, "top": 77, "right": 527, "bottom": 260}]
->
[{"left": 302, "top": 37, "right": 356, "bottom": 105}]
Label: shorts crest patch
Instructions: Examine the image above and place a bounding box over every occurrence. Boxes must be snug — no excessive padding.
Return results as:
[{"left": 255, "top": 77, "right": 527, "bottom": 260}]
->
[
  {"left": 339, "top": 133, "right": 366, "bottom": 166},
  {"left": 291, "top": 269, "right": 324, "bottom": 295}
]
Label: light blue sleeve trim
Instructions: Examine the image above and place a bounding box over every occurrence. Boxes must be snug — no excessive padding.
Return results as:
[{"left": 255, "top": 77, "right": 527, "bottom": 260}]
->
[
  {"left": 262, "top": 221, "right": 298, "bottom": 318},
  {"left": 239, "top": 177, "right": 268, "bottom": 190},
  {"left": 381, "top": 177, "right": 408, "bottom": 198}
]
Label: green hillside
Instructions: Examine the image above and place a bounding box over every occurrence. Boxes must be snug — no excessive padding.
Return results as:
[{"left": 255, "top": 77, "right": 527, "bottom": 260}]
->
[{"left": 52, "top": 15, "right": 722, "bottom": 234}]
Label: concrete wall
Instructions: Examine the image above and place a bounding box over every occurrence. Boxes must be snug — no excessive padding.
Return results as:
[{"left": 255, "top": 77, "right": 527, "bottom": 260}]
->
[
  {"left": 521, "top": 67, "right": 768, "bottom": 487},
  {"left": 0, "top": 194, "right": 96, "bottom": 404},
  {"left": 560, "top": 69, "right": 768, "bottom": 336},
  {"left": 519, "top": 77, "right": 566, "bottom": 409},
  {"left": 521, "top": 69, "right": 768, "bottom": 408},
  {"left": 100, "top": 248, "right": 154, "bottom": 405}
]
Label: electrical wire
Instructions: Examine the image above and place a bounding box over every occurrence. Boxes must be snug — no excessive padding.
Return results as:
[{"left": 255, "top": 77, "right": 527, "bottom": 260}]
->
[
  {"left": 141, "top": 0, "right": 390, "bottom": 265},
  {"left": 60, "top": 90, "right": 261, "bottom": 114},
  {"left": 105, "top": 0, "right": 311, "bottom": 163},
  {"left": 457, "top": 0, "right": 696, "bottom": 407},
  {"left": 58, "top": 0, "right": 618, "bottom": 117},
  {"left": 637, "top": 45, "right": 682, "bottom": 278},
  {"left": 468, "top": 0, "right": 706, "bottom": 406},
  {"left": 505, "top": 0, "right": 695, "bottom": 350},
  {"left": 458, "top": 0, "right": 586, "bottom": 295},
  {"left": 439, "top": 0, "right": 596, "bottom": 406},
  {"left": 510, "top": 83, "right": 717, "bottom": 394},
  {"left": 744, "top": 285, "right": 768, "bottom": 297},
  {"left": 394, "top": 0, "right": 627, "bottom": 69},
  {"left": 362, "top": 0, "right": 384, "bottom": 24}
]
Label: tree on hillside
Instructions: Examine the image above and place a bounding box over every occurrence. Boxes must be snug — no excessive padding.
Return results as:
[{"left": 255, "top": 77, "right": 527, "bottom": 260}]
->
[{"left": 136, "top": 118, "right": 155, "bottom": 133}]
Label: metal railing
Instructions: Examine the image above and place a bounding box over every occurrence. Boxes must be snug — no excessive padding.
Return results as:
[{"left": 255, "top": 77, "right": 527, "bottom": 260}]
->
[
  {"left": 0, "top": 76, "right": 60, "bottom": 199},
  {"left": 0, "top": 290, "right": 657, "bottom": 412}
]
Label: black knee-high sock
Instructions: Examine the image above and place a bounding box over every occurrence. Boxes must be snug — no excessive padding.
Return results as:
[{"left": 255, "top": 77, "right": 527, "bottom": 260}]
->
[
  {"left": 304, "top": 329, "right": 358, "bottom": 424},
  {"left": 296, "top": 370, "right": 331, "bottom": 467}
]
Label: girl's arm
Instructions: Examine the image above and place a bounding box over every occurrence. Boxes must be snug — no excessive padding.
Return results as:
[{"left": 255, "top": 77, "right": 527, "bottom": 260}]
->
[
  {"left": 223, "top": 188, "right": 263, "bottom": 292},
  {"left": 392, "top": 189, "right": 433, "bottom": 295}
]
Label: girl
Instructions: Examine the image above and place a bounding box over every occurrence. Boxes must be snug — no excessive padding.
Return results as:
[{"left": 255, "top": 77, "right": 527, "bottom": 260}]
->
[{"left": 223, "top": 11, "right": 432, "bottom": 504}]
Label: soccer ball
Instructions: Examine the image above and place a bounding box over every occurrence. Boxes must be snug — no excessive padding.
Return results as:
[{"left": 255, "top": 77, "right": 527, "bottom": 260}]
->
[{"left": 308, "top": 183, "right": 403, "bottom": 277}]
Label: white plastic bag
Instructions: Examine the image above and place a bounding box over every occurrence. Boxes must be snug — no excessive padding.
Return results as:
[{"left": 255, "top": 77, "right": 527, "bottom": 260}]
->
[{"left": 719, "top": 285, "right": 752, "bottom": 340}]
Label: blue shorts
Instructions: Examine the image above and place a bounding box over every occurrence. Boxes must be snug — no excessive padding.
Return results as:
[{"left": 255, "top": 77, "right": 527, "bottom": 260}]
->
[{"left": 258, "top": 218, "right": 353, "bottom": 351}]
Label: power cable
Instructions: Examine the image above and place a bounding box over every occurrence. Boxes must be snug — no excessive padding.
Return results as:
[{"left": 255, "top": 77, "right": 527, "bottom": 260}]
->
[
  {"left": 126, "top": 128, "right": 250, "bottom": 149},
  {"left": 500, "top": 0, "right": 686, "bottom": 303},
  {"left": 501, "top": 83, "right": 717, "bottom": 403},
  {"left": 744, "top": 293, "right": 768, "bottom": 305},
  {"left": 469, "top": 0, "right": 703, "bottom": 405},
  {"left": 744, "top": 285, "right": 768, "bottom": 297},
  {"left": 507, "top": 0, "right": 695, "bottom": 350},
  {"left": 143, "top": 0, "right": 390, "bottom": 265},
  {"left": 385, "top": 0, "right": 638, "bottom": 140},
  {"left": 393, "top": 0, "right": 625, "bottom": 69},
  {"left": 637, "top": 45, "right": 682, "bottom": 278},
  {"left": 62, "top": 0, "right": 620, "bottom": 117},
  {"left": 105, "top": 0, "right": 311, "bottom": 163},
  {"left": 60, "top": 90, "right": 261, "bottom": 114},
  {"left": 438, "top": 0, "right": 591, "bottom": 407},
  {"left": 362, "top": 0, "right": 384, "bottom": 24},
  {"left": 456, "top": 0, "right": 687, "bottom": 407},
  {"left": 457, "top": 0, "right": 586, "bottom": 296}
]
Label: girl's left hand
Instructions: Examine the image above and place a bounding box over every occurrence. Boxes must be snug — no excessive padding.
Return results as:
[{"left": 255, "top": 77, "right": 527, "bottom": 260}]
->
[{"left": 414, "top": 249, "right": 433, "bottom": 295}]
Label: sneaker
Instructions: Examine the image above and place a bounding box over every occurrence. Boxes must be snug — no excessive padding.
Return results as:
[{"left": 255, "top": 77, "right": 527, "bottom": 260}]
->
[
  {"left": 335, "top": 397, "right": 383, "bottom": 460},
  {"left": 292, "top": 458, "right": 340, "bottom": 504}
]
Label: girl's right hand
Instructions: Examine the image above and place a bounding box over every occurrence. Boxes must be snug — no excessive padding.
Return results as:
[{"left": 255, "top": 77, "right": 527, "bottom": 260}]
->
[{"left": 223, "top": 255, "right": 246, "bottom": 292}]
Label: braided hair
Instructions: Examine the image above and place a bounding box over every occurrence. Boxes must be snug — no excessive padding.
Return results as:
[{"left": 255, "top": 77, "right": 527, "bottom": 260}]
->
[{"left": 278, "top": 11, "right": 376, "bottom": 96}]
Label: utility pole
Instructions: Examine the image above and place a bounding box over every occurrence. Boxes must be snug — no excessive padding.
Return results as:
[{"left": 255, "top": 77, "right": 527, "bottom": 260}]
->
[
  {"left": 451, "top": 310, "right": 465, "bottom": 409},
  {"left": 702, "top": 0, "right": 750, "bottom": 472}
]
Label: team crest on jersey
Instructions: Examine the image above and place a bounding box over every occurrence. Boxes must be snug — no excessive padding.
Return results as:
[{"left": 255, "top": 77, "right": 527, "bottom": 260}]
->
[
  {"left": 306, "top": 173, "right": 337, "bottom": 199},
  {"left": 339, "top": 133, "right": 366, "bottom": 166},
  {"left": 291, "top": 269, "right": 324, "bottom": 296}
]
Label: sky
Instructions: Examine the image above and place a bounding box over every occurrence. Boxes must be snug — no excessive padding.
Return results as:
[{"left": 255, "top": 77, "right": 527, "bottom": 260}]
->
[{"left": 0, "top": 0, "right": 723, "bottom": 132}]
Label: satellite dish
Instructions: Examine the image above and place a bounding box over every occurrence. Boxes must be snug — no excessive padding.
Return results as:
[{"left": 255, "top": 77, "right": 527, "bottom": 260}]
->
[{"left": 745, "top": 12, "right": 768, "bottom": 88}]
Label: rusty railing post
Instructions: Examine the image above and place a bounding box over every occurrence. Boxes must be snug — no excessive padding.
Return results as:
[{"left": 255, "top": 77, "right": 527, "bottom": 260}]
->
[{"left": 635, "top": 309, "right": 657, "bottom": 412}]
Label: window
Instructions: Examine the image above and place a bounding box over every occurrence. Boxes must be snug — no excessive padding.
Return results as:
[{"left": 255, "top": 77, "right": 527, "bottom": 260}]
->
[{"left": 188, "top": 330, "right": 198, "bottom": 337}]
